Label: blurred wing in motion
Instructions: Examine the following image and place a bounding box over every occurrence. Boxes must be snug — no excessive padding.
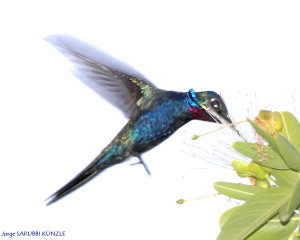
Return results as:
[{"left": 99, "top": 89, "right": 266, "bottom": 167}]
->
[{"left": 45, "top": 35, "right": 159, "bottom": 118}]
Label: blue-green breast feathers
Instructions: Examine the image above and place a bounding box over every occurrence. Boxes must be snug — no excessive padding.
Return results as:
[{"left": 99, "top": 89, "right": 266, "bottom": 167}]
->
[{"left": 129, "top": 92, "right": 190, "bottom": 153}]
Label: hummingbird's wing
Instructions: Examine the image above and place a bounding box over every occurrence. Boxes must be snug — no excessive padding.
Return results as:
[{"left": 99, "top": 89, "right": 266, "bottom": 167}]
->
[{"left": 45, "top": 35, "right": 158, "bottom": 118}]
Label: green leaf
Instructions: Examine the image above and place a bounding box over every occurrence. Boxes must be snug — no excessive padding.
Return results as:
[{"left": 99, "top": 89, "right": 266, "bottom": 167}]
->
[
  {"left": 217, "top": 187, "right": 290, "bottom": 240},
  {"left": 214, "top": 182, "right": 264, "bottom": 201},
  {"left": 219, "top": 206, "right": 242, "bottom": 228},
  {"left": 233, "top": 142, "right": 288, "bottom": 170},
  {"left": 246, "top": 213, "right": 299, "bottom": 240},
  {"left": 279, "top": 179, "right": 300, "bottom": 222},
  {"left": 248, "top": 120, "right": 279, "bottom": 152},
  {"left": 280, "top": 112, "right": 300, "bottom": 153},
  {"left": 272, "top": 169, "right": 300, "bottom": 189},
  {"left": 275, "top": 134, "right": 300, "bottom": 171}
]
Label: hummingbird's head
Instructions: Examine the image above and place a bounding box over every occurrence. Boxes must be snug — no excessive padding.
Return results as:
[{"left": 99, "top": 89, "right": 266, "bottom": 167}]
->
[{"left": 186, "top": 89, "right": 233, "bottom": 124}]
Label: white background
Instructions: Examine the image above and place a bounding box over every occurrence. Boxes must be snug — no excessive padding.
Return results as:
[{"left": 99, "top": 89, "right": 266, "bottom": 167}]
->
[{"left": 0, "top": 1, "right": 300, "bottom": 239}]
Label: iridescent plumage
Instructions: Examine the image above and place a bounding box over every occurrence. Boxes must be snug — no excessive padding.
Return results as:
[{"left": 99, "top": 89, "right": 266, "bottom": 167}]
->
[{"left": 45, "top": 35, "right": 233, "bottom": 205}]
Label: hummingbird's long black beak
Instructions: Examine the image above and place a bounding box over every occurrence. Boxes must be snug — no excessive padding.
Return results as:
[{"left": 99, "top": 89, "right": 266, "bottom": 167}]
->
[
  {"left": 206, "top": 110, "right": 232, "bottom": 125},
  {"left": 222, "top": 114, "right": 233, "bottom": 124},
  {"left": 211, "top": 111, "right": 245, "bottom": 139},
  {"left": 222, "top": 114, "right": 247, "bottom": 141}
]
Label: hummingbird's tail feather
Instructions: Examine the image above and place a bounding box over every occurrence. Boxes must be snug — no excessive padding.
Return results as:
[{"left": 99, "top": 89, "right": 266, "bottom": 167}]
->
[
  {"left": 46, "top": 165, "right": 99, "bottom": 205},
  {"left": 46, "top": 149, "right": 127, "bottom": 205}
]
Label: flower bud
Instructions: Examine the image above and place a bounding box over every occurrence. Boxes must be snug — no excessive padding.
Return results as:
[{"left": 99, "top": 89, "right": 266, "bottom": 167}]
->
[
  {"left": 248, "top": 162, "right": 270, "bottom": 180},
  {"left": 255, "top": 179, "right": 270, "bottom": 188},
  {"left": 256, "top": 110, "right": 283, "bottom": 132},
  {"left": 231, "top": 161, "right": 252, "bottom": 178}
]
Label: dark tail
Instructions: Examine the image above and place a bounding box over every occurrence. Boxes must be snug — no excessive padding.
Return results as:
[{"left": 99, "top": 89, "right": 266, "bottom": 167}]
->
[{"left": 46, "top": 151, "right": 125, "bottom": 205}]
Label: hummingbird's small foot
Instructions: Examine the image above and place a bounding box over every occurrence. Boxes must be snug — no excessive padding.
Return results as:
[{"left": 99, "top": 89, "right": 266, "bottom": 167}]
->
[{"left": 131, "top": 156, "right": 151, "bottom": 176}]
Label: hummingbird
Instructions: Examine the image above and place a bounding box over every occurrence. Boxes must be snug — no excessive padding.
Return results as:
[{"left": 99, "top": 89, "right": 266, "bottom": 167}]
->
[{"left": 45, "top": 35, "right": 234, "bottom": 205}]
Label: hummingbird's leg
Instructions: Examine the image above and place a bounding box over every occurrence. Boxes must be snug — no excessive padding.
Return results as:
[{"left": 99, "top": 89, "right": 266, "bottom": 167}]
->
[{"left": 131, "top": 156, "right": 151, "bottom": 176}]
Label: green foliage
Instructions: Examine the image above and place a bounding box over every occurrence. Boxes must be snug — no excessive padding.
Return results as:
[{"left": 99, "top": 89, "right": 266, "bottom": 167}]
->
[
  {"left": 214, "top": 182, "right": 264, "bottom": 201},
  {"left": 233, "top": 142, "right": 288, "bottom": 170},
  {"left": 215, "top": 111, "right": 300, "bottom": 240}
]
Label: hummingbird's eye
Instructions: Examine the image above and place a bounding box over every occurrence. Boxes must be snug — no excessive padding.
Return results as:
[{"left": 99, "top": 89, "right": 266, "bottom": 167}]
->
[{"left": 211, "top": 99, "right": 222, "bottom": 114}]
